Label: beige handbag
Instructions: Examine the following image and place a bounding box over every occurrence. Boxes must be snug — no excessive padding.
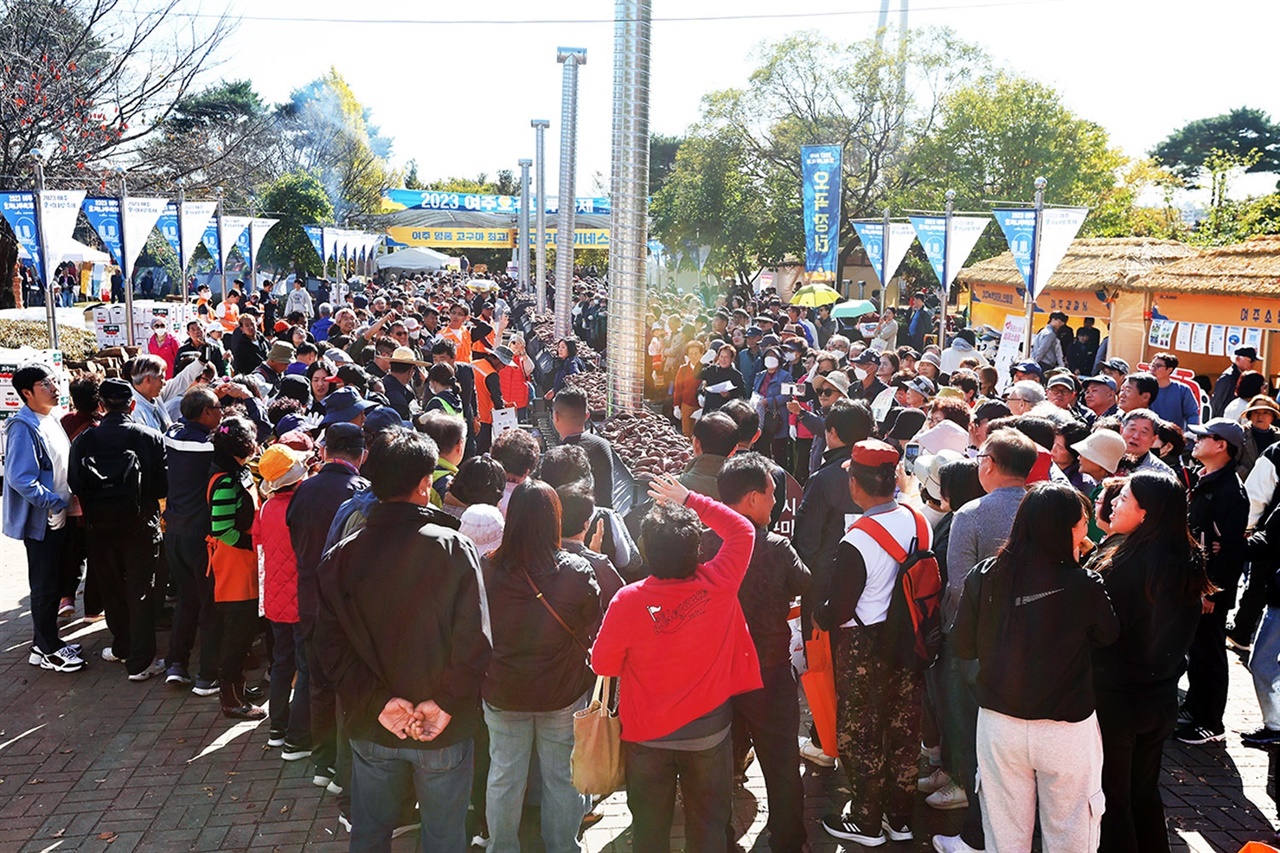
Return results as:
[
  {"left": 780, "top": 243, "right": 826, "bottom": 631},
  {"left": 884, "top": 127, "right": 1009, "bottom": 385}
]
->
[{"left": 571, "top": 675, "right": 625, "bottom": 795}]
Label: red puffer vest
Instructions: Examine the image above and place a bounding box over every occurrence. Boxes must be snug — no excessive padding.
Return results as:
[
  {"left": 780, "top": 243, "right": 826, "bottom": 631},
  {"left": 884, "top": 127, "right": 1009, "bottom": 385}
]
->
[{"left": 254, "top": 489, "right": 300, "bottom": 623}]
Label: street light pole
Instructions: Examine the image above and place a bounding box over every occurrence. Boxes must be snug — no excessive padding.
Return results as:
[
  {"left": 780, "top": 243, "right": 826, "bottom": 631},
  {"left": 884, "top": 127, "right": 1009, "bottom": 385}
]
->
[
  {"left": 117, "top": 168, "right": 137, "bottom": 347},
  {"left": 215, "top": 187, "right": 226, "bottom": 300},
  {"left": 29, "top": 149, "right": 58, "bottom": 348},
  {"left": 939, "top": 188, "right": 954, "bottom": 348},
  {"left": 532, "top": 119, "right": 550, "bottom": 313},
  {"left": 1024, "top": 176, "right": 1047, "bottom": 358},
  {"left": 518, "top": 158, "right": 532, "bottom": 294},
  {"left": 176, "top": 178, "right": 187, "bottom": 304},
  {"left": 554, "top": 48, "right": 586, "bottom": 339}
]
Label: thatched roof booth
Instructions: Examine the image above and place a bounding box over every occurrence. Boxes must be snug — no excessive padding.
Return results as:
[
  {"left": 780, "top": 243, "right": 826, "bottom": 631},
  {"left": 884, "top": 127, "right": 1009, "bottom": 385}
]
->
[
  {"left": 956, "top": 238, "right": 1198, "bottom": 368},
  {"left": 958, "top": 237, "right": 1198, "bottom": 296}
]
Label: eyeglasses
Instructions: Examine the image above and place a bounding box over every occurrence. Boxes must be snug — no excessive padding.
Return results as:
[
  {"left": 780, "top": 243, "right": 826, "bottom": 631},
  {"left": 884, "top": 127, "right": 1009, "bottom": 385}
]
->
[
  {"left": 817, "top": 389, "right": 839, "bottom": 397},
  {"left": 975, "top": 453, "right": 992, "bottom": 460},
  {"left": 1006, "top": 397, "right": 1024, "bottom": 403},
  {"left": 36, "top": 378, "right": 58, "bottom": 390}
]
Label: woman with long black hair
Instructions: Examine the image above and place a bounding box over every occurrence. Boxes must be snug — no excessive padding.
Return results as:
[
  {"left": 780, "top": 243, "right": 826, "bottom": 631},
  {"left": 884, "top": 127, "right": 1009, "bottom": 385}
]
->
[
  {"left": 953, "top": 481, "right": 1119, "bottom": 852},
  {"left": 1088, "top": 472, "right": 1208, "bottom": 853},
  {"left": 481, "top": 480, "right": 601, "bottom": 853}
]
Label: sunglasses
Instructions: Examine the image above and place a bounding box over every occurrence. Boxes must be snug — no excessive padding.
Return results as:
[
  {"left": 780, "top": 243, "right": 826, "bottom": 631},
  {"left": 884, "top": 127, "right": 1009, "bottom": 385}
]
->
[{"left": 817, "top": 389, "right": 839, "bottom": 397}]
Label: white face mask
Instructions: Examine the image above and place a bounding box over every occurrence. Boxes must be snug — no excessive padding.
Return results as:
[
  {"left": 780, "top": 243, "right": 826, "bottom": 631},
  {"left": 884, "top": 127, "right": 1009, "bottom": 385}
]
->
[
  {"left": 854, "top": 367, "right": 868, "bottom": 381},
  {"left": 785, "top": 351, "right": 799, "bottom": 363},
  {"left": 764, "top": 356, "right": 780, "bottom": 370}
]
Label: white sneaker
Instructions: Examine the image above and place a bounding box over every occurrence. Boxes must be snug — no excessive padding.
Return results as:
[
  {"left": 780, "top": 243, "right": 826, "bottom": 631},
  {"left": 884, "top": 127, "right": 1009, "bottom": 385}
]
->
[
  {"left": 799, "top": 737, "right": 836, "bottom": 768},
  {"left": 918, "top": 767, "right": 952, "bottom": 794},
  {"left": 932, "top": 833, "right": 985, "bottom": 853},
  {"left": 926, "top": 780, "right": 969, "bottom": 810},
  {"left": 127, "top": 659, "right": 166, "bottom": 681},
  {"left": 39, "top": 646, "right": 87, "bottom": 672},
  {"left": 101, "top": 646, "right": 123, "bottom": 663}
]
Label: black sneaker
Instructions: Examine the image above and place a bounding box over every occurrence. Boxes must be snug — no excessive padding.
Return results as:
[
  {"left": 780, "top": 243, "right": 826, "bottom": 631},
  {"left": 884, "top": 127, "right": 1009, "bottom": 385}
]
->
[
  {"left": 1241, "top": 727, "right": 1280, "bottom": 748},
  {"left": 313, "top": 766, "right": 336, "bottom": 788},
  {"left": 266, "top": 728, "right": 287, "bottom": 748},
  {"left": 282, "top": 741, "right": 313, "bottom": 761},
  {"left": 1174, "top": 724, "right": 1225, "bottom": 745},
  {"left": 1176, "top": 706, "right": 1194, "bottom": 726},
  {"left": 822, "top": 814, "right": 886, "bottom": 846},
  {"left": 192, "top": 678, "right": 220, "bottom": 697},
  {"left": 881, "top": 815, "right": 913, "bottom": 842},
  {"left": 165, "top": 663, "right": 193, "bottom": 686}
]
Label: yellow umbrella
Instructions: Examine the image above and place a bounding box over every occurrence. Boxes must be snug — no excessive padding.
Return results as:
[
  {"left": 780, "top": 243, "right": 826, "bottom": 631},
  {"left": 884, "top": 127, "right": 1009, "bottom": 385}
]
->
[{"left": 789, "top": 283, "right": 842, "bottom": 307}]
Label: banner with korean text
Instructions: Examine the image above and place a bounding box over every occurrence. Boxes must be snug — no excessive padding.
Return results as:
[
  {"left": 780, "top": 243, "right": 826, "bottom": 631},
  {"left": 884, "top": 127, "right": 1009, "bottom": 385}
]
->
[
  {"left": 908, "top": 215, "right": 989, "bottom": 296},
  {"left": 851, "top": 221, "right": 916, "bottom": 288},
  {"left": 801, "top": 145, "right": 842, "bottom": 282}
]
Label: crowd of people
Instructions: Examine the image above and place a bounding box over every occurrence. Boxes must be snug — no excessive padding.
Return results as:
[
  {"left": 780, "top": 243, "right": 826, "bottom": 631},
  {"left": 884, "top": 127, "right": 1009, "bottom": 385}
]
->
[{"left": 5, "top": 270, "right": 1278, "bottom": 853}]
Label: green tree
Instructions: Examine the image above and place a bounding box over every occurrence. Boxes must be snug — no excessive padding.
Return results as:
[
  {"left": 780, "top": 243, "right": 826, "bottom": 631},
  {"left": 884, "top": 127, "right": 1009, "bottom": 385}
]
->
[
  {"left": 256, "top": 171, "right": 335, "bottom": 275},
  {"left": 653, "top": 27, "right": 988, "bottom": 279},
  {"left": 1151, "top": 107, "right": 1280, "bottom": 187},
  {"left": 652, "top": 132, "right": 796, "bottom": 286},
  {"left": 912, "top": 72, "right": 1124, "bottom": 220},
  {"left": 275, "top": 69, "right": 393, "bottom": 219},
  {"left": 134, "top": 79, "right": 277, "bottom": 204},
  {"left": 403, "top": 159, "right": 425, "bottom": 190},
  {"left": 649, "top": 133, "right": 683, "bottom": 195}
]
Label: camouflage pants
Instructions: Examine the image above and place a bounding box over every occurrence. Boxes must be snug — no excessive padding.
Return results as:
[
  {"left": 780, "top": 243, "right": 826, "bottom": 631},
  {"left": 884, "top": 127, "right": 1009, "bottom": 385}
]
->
[{"left": 833, "top": 624, "right": 923, "bottom": 828}]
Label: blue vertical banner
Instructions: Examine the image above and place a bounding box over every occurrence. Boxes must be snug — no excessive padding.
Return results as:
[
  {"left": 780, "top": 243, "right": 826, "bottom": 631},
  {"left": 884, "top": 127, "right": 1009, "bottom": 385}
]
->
[
  {"left": 82, "top": 197, "right": 124, "bottom": 266},
  {"left": 992, "top": 208, "right": 1037, "bottom": 291},
  {"left": 156, "top": 202, "right": 181, "bottom": 260},
  {"left": 801, "top": 145, "right": 842, "bottom": 281},
  {"left": 201, "top": 221, "right": 221, "bottom": 272},
  {"left": 235, "top": 226, "right": 253, "bottom": 267},
  {"left": 304, "top": 225, "right": 325, "bottom": 262},
  {"left": 851, "top": 220, "right": 916, "bottom": 288},
  {"left": 0, "top": 192, "right": 43, "bottom": 281},
  {"left": 909, "top": 214, "right": 990, "bottom": 296}
]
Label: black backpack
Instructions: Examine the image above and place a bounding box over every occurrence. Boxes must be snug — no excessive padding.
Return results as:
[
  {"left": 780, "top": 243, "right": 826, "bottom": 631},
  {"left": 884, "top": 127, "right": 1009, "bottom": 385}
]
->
[{"left": 75, "top": 438, "right": 142, "bottom": 528}]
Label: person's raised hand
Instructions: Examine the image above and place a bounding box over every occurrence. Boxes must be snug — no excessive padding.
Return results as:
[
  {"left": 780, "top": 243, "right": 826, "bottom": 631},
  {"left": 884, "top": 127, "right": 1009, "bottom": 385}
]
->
[
  {"left": 647, "top": 473, "right": 690, "bottom": 507},
  {"left": 588, "top": 516, "right": 606, "bottom": 553}
]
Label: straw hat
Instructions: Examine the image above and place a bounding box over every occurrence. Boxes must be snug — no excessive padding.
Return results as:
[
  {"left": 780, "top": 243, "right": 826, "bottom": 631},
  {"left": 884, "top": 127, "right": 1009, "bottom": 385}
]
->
[{"left": 1243, "top": 395, "right": 1280, "bottom": 418}]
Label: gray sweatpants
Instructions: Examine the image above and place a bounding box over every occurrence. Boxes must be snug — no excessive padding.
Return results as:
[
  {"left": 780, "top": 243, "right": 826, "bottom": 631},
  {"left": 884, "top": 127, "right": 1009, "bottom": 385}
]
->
[{"left": 976, "top": 707, "right": 1105, "bottom": 853}]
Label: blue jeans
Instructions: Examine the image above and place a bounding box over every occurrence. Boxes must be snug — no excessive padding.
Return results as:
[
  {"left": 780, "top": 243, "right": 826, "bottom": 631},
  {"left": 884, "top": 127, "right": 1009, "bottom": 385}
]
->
[
  {"left": 268, "top": 621, "right": 310, "bottom": 743},
  {"left": 349, "top": 737, "right": 473, "bottom": 853},
  {"left": 484, "top": 695, "right": 588, "bottom": 853},
  {"left": 1249, "top": 606, "right": 1280, "bottom": 730}
]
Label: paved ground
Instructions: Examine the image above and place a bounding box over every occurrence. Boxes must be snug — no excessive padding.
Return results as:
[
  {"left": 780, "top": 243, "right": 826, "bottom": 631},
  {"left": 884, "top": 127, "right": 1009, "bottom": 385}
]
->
[{"left": 0, "top": 530, "right": 1277, "bottom": 853}]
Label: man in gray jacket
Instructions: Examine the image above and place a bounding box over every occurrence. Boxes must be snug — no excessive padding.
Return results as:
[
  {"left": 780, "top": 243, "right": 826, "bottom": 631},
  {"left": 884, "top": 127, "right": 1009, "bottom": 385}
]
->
[{"left": 931, "top": 429, "right": 1037, "bottom": 853}]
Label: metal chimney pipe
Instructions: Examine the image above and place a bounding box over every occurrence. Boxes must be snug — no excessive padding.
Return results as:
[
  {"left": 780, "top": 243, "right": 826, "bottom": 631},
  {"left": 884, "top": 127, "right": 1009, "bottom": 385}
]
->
[
  {"left": 532, "top": 120, "right": 550, "bottom": 313},
  {"left": 517, "top": 158, "right": 532, "bottom": 294},
  {"left": 554, "top": 48, "right": 586, "bottom": 339},
  {"left": 607, "top": 0, "right": 652, "bottom": 414}
]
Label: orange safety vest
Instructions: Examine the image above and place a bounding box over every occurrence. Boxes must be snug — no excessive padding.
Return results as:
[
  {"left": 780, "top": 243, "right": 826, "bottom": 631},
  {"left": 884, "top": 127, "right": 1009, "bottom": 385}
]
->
[
  {"left": 473, "top": 358, "right": 499, "bottom": 425},
  {"left": 442, "top": 326, "right": 472, "bottom": 363},
  {"left": 217, "top": 301, "right": 240, "bottom": 333}
]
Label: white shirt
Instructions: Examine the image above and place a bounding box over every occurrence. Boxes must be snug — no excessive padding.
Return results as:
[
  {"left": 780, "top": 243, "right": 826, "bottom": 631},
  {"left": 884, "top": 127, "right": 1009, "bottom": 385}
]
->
[
  {"left": 839, "top": 504, "right": 931, "bottom": 627},
  {"left": 37, "top": 411, "right": 71, "bottom": 530}
]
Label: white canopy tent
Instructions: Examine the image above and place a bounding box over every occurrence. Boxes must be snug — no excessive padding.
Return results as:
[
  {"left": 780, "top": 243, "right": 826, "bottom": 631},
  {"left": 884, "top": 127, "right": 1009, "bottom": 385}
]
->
[
  {"left": 376, "top": 245, "right": 454, "bottom": 272},
  {"left": 52, "top": 239, "right": 112, "bottom": 266}
]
